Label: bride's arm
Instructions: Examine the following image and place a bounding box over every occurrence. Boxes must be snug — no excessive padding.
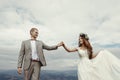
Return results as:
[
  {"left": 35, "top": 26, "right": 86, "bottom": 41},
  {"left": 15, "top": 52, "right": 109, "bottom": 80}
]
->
[
  {"left": 92, "top": 51, "right": 100, "bottom": 58},
  {"left": 92, "top": 54, "right": 98, "bottom": 58},
  {"left": 62, "top": 42, "right": 78, "bottom": 52}
]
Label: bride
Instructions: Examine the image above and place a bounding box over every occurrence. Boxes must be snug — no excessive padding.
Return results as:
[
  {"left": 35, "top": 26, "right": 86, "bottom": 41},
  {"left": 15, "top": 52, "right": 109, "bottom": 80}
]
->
[{"left": 61, "top": 33, "right": 120, "bottom": 80}]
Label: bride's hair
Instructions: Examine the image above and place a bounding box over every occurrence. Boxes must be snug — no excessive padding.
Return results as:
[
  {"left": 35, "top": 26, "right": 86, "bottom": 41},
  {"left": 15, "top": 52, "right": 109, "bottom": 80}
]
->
[{"left": 78, "top": 33, "right": 93, "bottom": 59}]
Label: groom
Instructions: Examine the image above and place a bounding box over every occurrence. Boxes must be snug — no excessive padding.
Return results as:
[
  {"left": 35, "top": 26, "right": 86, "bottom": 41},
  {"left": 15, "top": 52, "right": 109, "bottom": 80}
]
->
[{"left": 17, "top": 27, "right": 62, "bottom": 80}]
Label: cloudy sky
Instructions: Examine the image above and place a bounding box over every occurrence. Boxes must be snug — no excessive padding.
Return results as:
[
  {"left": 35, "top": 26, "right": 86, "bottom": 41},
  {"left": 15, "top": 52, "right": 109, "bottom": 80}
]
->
[{"left": 0, "top": 0, "right": 120, "bottom": 71}]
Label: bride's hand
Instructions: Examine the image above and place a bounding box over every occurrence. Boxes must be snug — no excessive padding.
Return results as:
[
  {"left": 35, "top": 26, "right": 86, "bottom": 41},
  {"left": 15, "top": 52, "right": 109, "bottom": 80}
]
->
[
  {"left": 61, "top": 41, "right": 77, "bottom": 52},
  {"left": 61, "top": 41, "right": 65, "bottom": 46}
]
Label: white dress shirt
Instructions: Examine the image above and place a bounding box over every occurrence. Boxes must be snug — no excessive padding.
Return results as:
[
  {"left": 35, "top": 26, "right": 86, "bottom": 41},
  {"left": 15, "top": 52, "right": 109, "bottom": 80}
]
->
[{"left": 30, "top": 40, "right": 39, "bottom": 60}]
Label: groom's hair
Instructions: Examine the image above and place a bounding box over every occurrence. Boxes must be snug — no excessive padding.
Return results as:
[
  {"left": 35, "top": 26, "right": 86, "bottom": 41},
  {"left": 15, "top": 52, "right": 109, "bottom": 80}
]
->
[{"left": 30, "top": 28, "right": 38, "bottom": 35}]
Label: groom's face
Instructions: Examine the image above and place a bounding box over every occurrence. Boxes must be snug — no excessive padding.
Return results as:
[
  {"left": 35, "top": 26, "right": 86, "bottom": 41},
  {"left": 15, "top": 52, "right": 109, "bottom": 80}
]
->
[{"left": 31, "top": 29, "right": 39, "bottom": 38}]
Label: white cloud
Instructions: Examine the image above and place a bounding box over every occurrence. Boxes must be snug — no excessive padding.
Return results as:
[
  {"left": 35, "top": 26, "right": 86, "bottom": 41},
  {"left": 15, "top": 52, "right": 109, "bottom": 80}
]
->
[{"left": 0, "top": 0, "right": 120, "bottom": 70}]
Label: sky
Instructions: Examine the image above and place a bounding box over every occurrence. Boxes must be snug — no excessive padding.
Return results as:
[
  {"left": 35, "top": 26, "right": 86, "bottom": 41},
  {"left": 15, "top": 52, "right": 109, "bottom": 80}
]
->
[{"left": 0, "top": 0, "right": 120, "bottom": 71}]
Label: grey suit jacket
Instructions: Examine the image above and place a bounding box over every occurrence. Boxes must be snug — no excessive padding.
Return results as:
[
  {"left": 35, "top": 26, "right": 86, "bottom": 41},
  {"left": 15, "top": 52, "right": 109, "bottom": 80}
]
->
[{"left": 17, "top": 39, "right": 58, "bottom": 70}]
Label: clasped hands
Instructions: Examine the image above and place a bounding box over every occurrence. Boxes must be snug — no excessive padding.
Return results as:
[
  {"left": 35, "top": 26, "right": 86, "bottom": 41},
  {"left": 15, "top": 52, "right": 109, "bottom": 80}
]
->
[{"left": 57, "top": 41, "right": 65, "bottom": 47}]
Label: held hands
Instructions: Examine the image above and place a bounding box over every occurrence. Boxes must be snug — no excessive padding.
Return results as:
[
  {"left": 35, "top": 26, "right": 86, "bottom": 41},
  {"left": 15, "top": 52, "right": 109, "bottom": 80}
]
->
[
  {"left": 57, "top": 41, "right": 64, "bottom": 47},
  {"left": 58, "top": 41, "right": 69, "bottom": 52}
]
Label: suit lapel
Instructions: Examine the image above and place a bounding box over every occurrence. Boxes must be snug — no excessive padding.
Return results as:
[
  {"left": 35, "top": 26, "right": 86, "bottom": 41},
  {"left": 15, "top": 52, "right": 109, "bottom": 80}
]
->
[
  {"left": 28, "top": 39, "right": 32, "bottom": 52},
  {"left": 36, "top": 40, "right": 39, "bottom": 48}
]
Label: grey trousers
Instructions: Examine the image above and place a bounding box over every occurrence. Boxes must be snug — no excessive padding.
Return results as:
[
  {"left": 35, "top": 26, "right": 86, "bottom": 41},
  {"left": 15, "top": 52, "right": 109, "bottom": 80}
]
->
[{"left": 24, "top": 61, "right": 41, "bottom": 80}]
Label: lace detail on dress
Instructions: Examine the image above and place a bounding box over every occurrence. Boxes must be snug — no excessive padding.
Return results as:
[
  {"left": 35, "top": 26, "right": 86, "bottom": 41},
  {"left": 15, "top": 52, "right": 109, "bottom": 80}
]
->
[
  {"left": 77, "top": 49, "right": 120, "bottom": 80},
  {"left": 77, "top": 48, "right": 89, "bottom": 58}
]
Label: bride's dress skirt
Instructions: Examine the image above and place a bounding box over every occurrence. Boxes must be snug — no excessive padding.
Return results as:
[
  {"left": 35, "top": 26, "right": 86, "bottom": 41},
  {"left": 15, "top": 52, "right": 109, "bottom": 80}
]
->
[{"left": 78, "top": 50, "right": 120, "bottom": 80}]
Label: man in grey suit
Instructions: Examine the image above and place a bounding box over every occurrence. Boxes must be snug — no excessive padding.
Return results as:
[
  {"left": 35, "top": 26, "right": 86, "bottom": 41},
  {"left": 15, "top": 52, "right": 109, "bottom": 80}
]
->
[{"left": 17, "top": 28, "right": 62, "bottom": 80}]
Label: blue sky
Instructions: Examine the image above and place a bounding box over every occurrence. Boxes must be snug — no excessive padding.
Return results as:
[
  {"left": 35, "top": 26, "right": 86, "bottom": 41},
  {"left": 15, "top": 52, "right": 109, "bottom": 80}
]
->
[{"left": 0, "top": 0, "right": 120, "bottom": 71}]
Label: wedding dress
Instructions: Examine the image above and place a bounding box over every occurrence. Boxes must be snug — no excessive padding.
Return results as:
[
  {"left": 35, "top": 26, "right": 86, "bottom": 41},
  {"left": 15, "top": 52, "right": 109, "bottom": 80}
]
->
[{"left": 77, "top": 49, "right": 120, "bottom": 80}]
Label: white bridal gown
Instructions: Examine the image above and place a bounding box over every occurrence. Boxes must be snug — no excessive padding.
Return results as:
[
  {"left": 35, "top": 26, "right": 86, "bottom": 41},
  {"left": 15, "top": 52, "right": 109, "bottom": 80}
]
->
[{"left": 77, "top": 49, "right": 120, "bottom": 80}]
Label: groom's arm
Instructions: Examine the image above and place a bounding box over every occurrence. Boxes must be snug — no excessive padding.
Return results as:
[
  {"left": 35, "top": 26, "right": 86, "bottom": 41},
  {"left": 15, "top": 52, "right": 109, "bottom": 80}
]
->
[
  {"left": 42, "top": 41, "right": 59, "bottom": 50},
  {"left": 18, "top": 41, "right": 25, "bottom": 68},
  {"left": 17, "top": 41, "right": 25, "bottom": 75}
]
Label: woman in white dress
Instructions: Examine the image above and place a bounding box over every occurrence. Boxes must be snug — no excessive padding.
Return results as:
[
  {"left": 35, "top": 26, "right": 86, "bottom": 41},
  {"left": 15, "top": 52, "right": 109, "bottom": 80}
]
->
[{"left": 62, "top": 33, "right": 120, "bottom": 80}]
